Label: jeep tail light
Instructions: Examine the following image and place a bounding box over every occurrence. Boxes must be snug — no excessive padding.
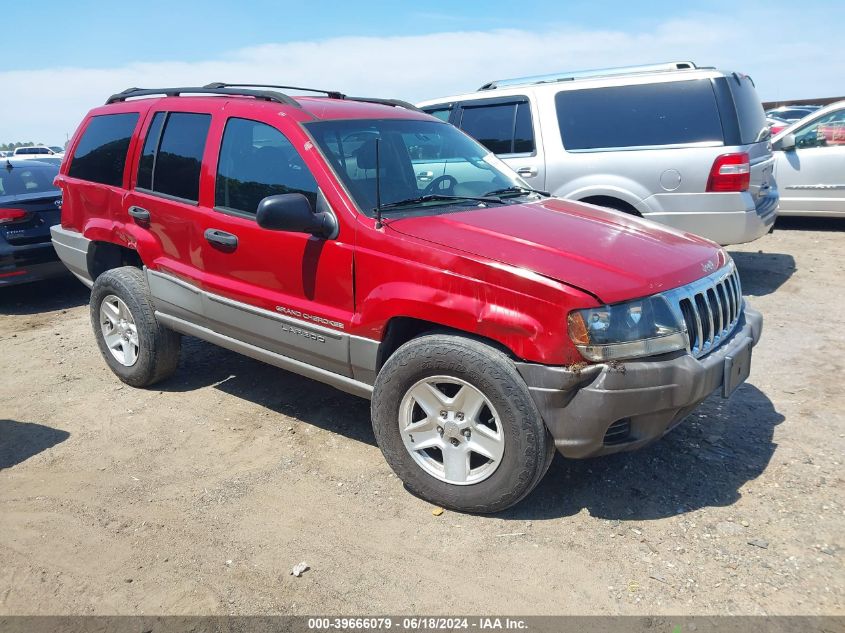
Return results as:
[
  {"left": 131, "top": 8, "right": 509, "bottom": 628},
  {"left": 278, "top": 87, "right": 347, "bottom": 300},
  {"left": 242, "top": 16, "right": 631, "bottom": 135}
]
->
[
  {"left": 0, "top": 208, "right": 28, "bottom": 224},
  {"left": 706, "top": 153, "right": 750, "bottom": 192}
]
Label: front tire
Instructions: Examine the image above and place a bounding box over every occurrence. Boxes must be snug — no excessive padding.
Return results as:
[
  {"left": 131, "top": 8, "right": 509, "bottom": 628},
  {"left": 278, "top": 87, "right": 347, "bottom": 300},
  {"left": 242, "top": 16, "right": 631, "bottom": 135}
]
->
[
  {"left": 372, "top": 334, "right": 551, "bottom": 513},
  {"left": 90, "top": 267, "right": 181, "bottom": 387}
]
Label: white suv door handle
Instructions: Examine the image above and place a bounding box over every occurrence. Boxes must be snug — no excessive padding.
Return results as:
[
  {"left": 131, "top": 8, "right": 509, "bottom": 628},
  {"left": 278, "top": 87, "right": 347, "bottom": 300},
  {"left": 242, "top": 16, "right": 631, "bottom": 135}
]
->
[
  {"left": 516, "top": 167, "right": 538, "bottom": 177},
  {"left": 417, "top": 170, "right": 434, "bottom": 182}
]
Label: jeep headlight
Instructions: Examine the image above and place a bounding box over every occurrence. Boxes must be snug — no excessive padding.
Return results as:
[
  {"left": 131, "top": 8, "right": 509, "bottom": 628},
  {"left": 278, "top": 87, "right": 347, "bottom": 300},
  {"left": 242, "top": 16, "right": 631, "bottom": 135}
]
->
[{"left": 567, "top": 296, "right": 687, "bottom": 361}]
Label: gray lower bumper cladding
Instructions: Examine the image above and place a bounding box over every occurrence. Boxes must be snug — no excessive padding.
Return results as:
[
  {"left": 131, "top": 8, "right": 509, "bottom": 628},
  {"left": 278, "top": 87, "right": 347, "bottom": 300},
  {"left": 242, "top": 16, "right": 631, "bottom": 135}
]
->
[
  {"left": 516, "top": 306, "right": 763, "bottom": 458},
  {"left": 50, "top": 225, "right": 94, "bottom": 287}
]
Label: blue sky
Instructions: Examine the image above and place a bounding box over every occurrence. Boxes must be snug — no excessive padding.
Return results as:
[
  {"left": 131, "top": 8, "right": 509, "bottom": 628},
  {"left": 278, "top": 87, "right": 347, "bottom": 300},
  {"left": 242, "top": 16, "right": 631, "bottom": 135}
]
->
[
  {"left": 6, "top": 0, "right": 746, "bottom": 68},
  {"left": 2, "top": 0, "right": 843, "bottom": 144}
]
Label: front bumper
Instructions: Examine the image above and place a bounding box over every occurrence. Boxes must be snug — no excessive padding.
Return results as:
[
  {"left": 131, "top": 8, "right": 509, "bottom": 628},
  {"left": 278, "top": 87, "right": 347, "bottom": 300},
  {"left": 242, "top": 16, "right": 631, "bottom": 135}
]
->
[{"left": 516, "top": 305, "right": 763, "bottom": 459}]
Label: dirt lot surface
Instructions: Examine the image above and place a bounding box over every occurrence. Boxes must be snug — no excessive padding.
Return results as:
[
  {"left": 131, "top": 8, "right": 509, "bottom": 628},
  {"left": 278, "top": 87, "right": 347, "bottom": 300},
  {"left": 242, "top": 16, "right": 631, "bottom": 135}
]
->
[{"left": 1, "top": 218, "right": 843, "bottom": 616}]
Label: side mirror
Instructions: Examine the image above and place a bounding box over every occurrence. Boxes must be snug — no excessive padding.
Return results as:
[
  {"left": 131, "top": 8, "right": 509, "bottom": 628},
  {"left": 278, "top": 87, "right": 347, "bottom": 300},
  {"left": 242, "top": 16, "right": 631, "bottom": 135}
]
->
[
  {"left": 256, "top": 193, "right": 337, "bottom": 238},
  {"left": 775, "top": 132, "right": 796, "bottom": 151}
]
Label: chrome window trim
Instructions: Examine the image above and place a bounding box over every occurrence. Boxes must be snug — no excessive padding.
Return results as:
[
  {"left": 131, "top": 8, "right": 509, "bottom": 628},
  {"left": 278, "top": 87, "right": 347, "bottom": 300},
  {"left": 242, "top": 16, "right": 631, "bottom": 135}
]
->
[{"left": 564, "top": 140, "right": 724, "bottom": 153}]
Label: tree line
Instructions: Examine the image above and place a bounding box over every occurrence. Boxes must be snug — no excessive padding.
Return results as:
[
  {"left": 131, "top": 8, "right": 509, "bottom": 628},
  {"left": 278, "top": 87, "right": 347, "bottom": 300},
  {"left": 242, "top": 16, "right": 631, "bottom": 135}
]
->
[{"left": 1, "top": 141, "right": 67, "bottom": 151}]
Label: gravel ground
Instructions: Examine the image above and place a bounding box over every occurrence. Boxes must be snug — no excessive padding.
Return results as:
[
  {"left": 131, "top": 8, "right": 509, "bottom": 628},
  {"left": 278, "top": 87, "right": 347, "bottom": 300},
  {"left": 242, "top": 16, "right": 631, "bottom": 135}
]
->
[{"left": 0, "top": 217, "right": 842, "bottom": 616}]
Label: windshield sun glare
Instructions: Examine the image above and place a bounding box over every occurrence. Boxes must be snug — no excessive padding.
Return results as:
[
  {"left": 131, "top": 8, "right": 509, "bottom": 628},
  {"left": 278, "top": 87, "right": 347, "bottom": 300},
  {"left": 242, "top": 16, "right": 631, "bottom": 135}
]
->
[{"left": 304, "top": 119, "right": 529, "bottom": 216}]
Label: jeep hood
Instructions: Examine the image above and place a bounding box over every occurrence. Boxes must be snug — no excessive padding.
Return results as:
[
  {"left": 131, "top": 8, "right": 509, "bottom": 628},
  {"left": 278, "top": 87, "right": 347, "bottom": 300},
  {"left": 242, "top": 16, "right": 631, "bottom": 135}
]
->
[{"left": 387, "top": 198, "right": 724, "bottom": 305}]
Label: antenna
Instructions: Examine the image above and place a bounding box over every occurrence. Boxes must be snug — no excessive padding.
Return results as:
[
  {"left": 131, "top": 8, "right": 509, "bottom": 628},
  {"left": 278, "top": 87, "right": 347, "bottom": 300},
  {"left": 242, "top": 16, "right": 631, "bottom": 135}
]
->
[{"left": 374, "top": 138, "right": 383, "bottom": 228}]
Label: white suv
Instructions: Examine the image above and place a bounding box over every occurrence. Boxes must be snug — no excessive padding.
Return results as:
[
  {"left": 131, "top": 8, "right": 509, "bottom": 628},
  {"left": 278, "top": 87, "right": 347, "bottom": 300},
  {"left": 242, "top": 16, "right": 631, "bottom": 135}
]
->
[
  {"left": 418, "top": 62, "right": 778, "bottom": 245},
  {"left": 12, "top": 146, "right": 64, "bottom": 159}
]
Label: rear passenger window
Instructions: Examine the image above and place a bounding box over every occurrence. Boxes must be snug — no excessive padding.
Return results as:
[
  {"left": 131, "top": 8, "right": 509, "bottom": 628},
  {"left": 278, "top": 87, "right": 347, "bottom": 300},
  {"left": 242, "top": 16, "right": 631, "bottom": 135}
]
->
[
  {"left": 215, "top": 118, "right": 318, "bottom": 216},
  {"left": 139, "top": 112, "right": 211, "bottom": 202},
  {"left": 68, "top": 113, "right": 139, "bottom": 186},
  {"left": 555, "top": 80, "right": 724, "bottom": 150},
  {"left": 458, "top": 101, "right": 535, "bottom": 155}
]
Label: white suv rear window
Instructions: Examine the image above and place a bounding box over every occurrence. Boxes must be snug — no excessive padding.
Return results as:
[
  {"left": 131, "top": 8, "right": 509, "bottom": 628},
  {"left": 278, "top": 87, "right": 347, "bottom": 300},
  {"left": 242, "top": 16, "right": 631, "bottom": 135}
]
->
[{"left": 555, "top": 80, "right": 724, "bottom": 150}]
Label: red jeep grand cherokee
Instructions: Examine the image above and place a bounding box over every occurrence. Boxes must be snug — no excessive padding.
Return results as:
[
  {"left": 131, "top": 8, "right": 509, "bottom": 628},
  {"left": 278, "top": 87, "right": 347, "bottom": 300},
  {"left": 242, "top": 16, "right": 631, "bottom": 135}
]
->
[{"left": 51, "top": 83, "right": 762, "bottom": 513}]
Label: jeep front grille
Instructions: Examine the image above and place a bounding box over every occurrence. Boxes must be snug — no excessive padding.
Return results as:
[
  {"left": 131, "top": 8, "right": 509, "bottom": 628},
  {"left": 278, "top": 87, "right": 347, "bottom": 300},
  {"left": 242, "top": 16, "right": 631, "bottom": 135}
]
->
[{"left": 666, "top": 263, "right": 743, "bottom": 358}]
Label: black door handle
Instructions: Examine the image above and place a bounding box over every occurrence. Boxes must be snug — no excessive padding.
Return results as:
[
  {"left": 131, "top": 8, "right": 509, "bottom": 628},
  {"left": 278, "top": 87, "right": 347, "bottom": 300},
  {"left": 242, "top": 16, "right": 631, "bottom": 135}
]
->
[
  {"left": 204, "top": 228, "right": 238, "bottom": 251},
  {"left": 128, "top": 206, "right": 150, "bottom": 223}
]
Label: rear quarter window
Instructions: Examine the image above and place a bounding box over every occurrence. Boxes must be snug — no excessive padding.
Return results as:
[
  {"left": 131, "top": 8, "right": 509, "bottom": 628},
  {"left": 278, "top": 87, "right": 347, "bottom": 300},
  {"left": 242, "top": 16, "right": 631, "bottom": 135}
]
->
[
  {"left": 68, "top": 113, "right": 139, "bottom": 186},
  {"left": 727, "top": 75, "right": 769, "bottom": 144},
  {"left": 555, "top": 80, "right": 724, "bottom": 150}
]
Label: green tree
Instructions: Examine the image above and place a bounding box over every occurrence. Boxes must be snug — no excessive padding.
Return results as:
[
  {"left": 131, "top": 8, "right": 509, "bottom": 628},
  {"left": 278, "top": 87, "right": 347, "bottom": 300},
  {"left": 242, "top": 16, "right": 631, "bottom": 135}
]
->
[{"left": 0, "top": 141, "right": 38, "bottom": 151}]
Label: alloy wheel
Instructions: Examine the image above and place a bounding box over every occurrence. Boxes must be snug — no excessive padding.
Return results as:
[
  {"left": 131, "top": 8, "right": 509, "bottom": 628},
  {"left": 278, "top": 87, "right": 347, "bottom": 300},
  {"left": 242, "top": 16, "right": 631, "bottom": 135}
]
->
[
  {"left": 99, "top": 294, "right": 140, "bottom": 366},
  {"left": 398, "top": 376, "right": 504, "bottom": 485}
]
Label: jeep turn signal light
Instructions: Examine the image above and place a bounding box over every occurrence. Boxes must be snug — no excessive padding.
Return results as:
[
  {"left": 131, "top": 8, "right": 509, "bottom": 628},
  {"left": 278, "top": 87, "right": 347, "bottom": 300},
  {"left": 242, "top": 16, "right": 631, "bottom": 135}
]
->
[{"left": 567, "top": 312, "right": 590, "bottom": 346}]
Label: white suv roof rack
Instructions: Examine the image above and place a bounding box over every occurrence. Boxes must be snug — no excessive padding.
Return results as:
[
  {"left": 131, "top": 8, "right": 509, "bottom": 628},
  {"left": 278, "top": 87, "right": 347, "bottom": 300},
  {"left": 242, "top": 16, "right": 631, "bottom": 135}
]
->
[{"left": 478, "top": 61, "right": 698, "bottom": 91}]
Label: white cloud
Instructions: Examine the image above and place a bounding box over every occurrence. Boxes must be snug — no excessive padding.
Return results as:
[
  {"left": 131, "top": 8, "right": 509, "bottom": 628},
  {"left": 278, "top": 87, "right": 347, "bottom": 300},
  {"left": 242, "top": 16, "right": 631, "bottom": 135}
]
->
[{"left": 1, "top": 11, "right": 842, "bottom": 145}]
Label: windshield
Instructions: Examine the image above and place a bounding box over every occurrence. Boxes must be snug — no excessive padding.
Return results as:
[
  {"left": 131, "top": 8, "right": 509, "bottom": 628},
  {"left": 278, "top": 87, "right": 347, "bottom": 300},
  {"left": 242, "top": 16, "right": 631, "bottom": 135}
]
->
[{"left": 304, "top": 119, "right": 528, "bottom": 216}]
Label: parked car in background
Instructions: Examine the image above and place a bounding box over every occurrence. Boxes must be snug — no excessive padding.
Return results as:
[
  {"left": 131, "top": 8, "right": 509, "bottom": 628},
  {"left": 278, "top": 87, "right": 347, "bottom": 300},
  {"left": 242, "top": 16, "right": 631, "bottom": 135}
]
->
[
  {"left": 12, "top": 146, "right": 64, "bottom": 159},
  {"left": 418, "top": 61, "right": 778, "bottom": 246},
  {"left": 50, "top": 83, "right": 762, "bottom": 512},
  {"left": 0, "top": 159, "right": 67, "bottom": 285},
  {"left": 767, "top": 115, "right": 790, "bottom": 136},
  {"left": 772, "top": 100, "right": 845, "bottom": 217},
  {"left": 765, "top": 105, "right": 821, "bottom": 123}
]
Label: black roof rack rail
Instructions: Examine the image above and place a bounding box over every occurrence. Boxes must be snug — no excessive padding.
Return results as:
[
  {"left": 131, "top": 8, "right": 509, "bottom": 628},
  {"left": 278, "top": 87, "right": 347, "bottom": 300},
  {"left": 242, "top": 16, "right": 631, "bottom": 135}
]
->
[
  {"left": 343, "top": 96, "right": 424, "bottom": 113},
  {"left": 106, "top": 84, "right": 424, "bottom": 114},
  {"left": 105, "top": 86, "right": 302, "bottom": 108},
  {"left": 206, "top": 82, "right": 424, "bottom": 112},
  {"left": 204, "top": 82, "right": 346, "bottom": 100}
]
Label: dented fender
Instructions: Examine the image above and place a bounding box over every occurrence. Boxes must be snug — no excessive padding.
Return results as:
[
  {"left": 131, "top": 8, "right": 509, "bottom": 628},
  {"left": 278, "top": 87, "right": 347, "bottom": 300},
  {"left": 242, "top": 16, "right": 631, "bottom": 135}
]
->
[{"left": 352, "top": 217, "right": 598, "bottom": 365}]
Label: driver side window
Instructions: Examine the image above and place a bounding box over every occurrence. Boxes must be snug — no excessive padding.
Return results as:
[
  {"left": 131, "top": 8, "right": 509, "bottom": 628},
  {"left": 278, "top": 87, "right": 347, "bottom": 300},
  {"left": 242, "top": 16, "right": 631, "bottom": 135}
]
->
[
  {"left": 794, "top": 110, "right": 845, "bottom": 149},
  {"left": 215, "top": 118, "right": 318, "bottom": 216}
]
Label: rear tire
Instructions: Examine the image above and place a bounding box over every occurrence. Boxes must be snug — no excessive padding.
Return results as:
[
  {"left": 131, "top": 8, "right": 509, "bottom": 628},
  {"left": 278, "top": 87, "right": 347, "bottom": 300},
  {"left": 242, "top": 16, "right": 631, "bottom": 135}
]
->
[
  {"left": 90, "top": 266, "right": 181, "bottom": 387},
  {"left": 372, "top": 334, "right": 551, "bottom": 513}
]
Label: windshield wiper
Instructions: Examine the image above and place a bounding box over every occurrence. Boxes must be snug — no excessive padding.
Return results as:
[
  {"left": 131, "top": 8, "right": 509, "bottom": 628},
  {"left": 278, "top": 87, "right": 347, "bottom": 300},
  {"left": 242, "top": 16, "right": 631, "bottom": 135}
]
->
[
  {"left": 483, "top": 185, "right": 550, "bottom": 198},
  {"left": 378, "top": 193, "right": 506, "bottom": 212}
]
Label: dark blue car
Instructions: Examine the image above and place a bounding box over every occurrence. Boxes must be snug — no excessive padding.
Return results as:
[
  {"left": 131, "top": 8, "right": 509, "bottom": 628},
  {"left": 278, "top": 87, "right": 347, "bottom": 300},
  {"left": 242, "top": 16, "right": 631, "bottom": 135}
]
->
[{"left": 0, "top": 159, "right": 68, "bottom": 286}]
